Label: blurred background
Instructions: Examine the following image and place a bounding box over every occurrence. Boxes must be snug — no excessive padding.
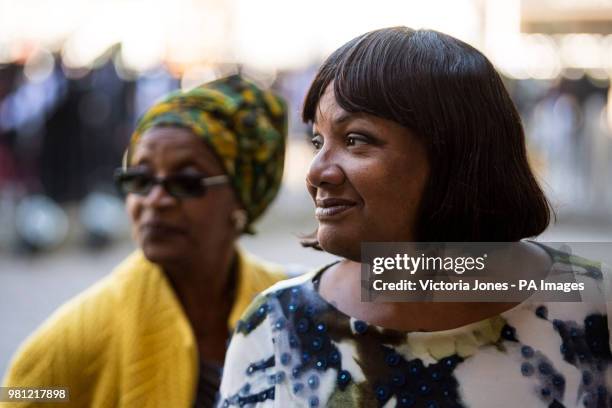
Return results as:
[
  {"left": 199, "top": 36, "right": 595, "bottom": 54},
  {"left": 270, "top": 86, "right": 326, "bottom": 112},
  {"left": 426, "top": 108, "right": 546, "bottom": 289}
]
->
[{"left": 1, "top": 0, "right": 612, "bottom": 375}]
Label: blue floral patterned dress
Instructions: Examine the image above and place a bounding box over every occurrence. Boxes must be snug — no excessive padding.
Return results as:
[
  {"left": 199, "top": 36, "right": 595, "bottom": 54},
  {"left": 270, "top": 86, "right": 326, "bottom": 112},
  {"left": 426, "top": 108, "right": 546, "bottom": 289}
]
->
[{"left": 219, "top": 249, "right": 612, "bottom": 407}]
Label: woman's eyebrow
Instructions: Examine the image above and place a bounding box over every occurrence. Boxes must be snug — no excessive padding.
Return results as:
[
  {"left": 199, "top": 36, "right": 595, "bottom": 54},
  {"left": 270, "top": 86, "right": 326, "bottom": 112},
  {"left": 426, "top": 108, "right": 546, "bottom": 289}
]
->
[
  {"left": 170, "top": 156, "right": 218, "bottom": 174},
  {"left": 332, "top": 111, "right": 353, "bottom": 125},
  {"left": 131, "top": 157, "right": 150, "bottom": 166},
  {"left": 315, "top": 109, "right": 354, "bottom": 126},
  {"left": 169, "top": 158, "right": 201, "bottom": 169}
]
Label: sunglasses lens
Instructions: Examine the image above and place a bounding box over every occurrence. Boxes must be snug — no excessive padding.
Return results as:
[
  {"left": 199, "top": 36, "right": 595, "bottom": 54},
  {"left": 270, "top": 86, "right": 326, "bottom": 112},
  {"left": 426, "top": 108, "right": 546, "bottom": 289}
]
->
[
  {"left": 117, "top": 173, "right": 153, "bottom": 195},
  {"left": 165, "top": 175, "right": 206, "bottom": 198},
  {"left": 114, "top": 169, "right": 211, "bottom": 198}
]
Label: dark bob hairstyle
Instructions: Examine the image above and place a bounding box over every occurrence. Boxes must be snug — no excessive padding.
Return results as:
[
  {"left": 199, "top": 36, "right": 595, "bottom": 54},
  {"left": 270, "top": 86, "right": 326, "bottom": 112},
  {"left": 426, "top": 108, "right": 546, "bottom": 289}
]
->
[{"left": 302, "top": 27, "right": 552, "bottom": 242}]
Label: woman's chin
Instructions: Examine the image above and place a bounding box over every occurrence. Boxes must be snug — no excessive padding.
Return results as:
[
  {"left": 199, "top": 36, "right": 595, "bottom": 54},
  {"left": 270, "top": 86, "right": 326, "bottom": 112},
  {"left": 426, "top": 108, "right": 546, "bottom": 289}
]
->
[
  {"left": 317, "top": 228, "right": 362, "bottom": 262},
  {"left": 141, "top": 244, "right": 185, "bottom": 266}
]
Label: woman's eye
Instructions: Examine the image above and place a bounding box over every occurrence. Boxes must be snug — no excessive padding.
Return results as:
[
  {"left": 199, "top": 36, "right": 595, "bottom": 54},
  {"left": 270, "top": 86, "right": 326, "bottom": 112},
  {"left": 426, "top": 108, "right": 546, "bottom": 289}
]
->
[
  {"left": 346, "top": 134, "right": 369, "bottom": 147},
  {"left": 310, "top": 134, "right": 323, "bottom": 150}
]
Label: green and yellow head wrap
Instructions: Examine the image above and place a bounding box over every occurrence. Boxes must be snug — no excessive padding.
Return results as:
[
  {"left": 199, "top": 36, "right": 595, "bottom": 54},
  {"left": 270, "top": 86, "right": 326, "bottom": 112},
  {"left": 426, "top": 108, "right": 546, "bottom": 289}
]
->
[{"left": 128, "top": 75, "right": 287, "bottom": 233}]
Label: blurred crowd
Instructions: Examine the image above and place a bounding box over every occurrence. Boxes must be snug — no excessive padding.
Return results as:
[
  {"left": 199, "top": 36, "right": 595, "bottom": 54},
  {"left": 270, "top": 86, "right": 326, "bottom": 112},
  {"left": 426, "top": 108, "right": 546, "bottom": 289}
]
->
[
  {"left": 1, "top": 48, "right": 611, "bottom": 254},
  {"left": 508, "top": 75, "right": 612, "bottom": 218},
  {"left": 0, "top": 49, "right": 315, "bottom": 253}
]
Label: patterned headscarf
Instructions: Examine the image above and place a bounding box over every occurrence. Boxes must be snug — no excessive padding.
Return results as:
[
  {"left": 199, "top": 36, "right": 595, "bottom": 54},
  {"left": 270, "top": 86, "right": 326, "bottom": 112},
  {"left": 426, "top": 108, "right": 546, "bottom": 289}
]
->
[{"left": 128, "top": 75, "right": 287, "bottom": 233}]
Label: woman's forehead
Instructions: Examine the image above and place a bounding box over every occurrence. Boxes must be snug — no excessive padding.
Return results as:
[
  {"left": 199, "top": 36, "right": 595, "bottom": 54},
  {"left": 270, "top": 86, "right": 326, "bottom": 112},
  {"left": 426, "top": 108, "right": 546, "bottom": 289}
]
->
[
  {"left": 131, "top": 127, "right": 221, "bottom": 171},
  {"left": 314, "top": 86, "right": 342, "bottom": 124},
  {"left": 137, "top": 127, "right": 198, "bottom": 148},
  {"left": 314, "top": 90, "right": 362, "bottom": 130}
]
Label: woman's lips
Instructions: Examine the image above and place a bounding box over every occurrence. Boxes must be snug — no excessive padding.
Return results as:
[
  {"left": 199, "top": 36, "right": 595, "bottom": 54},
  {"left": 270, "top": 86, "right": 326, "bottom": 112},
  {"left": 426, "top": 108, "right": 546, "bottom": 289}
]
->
[
  {"left": 315, "top": 198, "right": 357, "bottom": 220},
  {"left": 139, "top": 222, "right": 186, "bottom": 238}
]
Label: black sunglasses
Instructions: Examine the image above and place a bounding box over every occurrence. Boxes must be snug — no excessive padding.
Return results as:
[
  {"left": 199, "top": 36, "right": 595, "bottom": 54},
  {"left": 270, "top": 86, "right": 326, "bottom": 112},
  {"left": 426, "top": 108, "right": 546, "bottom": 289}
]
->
[{"left": 114, "top": 168, "right": 230, "bottom": 198}]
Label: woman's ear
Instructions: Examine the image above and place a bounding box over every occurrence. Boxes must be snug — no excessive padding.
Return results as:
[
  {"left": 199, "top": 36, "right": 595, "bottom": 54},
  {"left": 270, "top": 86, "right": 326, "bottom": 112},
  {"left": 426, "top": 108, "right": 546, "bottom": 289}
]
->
[{"left": 230, "top": 209, "right": 248, "bottom": 233}]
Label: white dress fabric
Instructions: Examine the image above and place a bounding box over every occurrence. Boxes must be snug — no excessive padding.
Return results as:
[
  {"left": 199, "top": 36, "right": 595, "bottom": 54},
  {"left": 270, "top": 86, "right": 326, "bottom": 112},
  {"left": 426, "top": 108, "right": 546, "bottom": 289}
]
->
[{"left": 219, "top": 247, "right": 612, "bottom": 408}]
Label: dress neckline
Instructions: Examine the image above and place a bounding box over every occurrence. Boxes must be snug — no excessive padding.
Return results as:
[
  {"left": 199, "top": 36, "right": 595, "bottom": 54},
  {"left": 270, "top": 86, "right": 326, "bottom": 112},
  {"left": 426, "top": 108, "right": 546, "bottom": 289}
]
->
[{"left": 308, "top": 260, "right": 531, "bottom": 337}]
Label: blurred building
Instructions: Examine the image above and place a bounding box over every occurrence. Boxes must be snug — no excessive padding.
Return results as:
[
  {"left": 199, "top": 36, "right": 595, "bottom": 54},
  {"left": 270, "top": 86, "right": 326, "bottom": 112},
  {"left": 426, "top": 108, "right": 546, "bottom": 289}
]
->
[{"left": 0, "top": 0, "right": 611, "bottom": 253}]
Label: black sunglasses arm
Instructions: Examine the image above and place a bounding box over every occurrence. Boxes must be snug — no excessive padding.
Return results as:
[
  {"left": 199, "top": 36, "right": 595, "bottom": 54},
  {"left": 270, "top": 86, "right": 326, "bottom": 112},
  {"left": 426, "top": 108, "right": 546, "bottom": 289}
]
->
[{"left": 201, "top": 175, "right": 230, "bottom": 187}]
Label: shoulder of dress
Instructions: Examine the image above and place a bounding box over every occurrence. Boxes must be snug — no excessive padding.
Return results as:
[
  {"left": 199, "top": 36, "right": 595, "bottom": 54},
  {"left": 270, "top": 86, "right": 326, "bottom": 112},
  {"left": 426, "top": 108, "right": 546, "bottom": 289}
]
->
[
  {"left": 534, "top": 242, "right": 606, "bottom": 282},
  {"left": 260, "top": 269, "right": 320, "bottom": 296}
]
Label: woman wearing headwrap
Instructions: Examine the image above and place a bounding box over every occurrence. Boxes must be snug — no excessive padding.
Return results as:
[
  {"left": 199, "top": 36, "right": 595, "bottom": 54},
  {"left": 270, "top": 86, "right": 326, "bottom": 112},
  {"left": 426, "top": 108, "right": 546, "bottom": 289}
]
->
[{"left": 3, "top": 75, "right": 292, "bottom": 408}]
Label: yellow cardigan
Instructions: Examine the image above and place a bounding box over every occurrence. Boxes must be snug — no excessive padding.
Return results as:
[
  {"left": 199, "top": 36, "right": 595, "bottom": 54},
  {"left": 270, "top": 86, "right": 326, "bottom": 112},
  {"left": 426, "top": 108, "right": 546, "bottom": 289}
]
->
[{"left": 2, "top": 249, "right": 287, "bottom": 407}]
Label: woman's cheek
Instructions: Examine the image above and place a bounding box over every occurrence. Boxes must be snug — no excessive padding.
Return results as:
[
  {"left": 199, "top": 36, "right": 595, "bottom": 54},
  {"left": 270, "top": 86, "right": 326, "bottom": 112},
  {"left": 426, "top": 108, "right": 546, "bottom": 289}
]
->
[{"left": 126, "top": 196, "right": 141, "bottom": 223}]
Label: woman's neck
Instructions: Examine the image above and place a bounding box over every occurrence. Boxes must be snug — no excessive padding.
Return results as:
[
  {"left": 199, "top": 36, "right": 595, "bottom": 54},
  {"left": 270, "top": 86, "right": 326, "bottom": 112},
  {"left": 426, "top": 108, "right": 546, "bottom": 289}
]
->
[
  {"left": 164, "top": 246, "right": 237, "bottom": 307},
  {"left": 162, "top": 245, "right": 238, "bottom": 361},
  {"left": 319, "top": 259, "right": 519, "bottom": 332}
]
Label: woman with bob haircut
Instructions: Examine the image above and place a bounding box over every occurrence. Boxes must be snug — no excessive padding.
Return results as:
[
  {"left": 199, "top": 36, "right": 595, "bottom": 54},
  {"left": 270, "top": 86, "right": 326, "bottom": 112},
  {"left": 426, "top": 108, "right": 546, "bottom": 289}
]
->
[{"left": 218, "top": 28, "right": 612, "bottom": 407}]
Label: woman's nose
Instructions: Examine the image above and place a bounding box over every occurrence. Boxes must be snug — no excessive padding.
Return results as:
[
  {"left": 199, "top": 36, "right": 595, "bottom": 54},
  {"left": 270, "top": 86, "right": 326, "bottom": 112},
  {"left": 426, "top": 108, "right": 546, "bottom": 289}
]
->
[
  {"left": 306, "top": 148, "right": 345, "bottom": 189},
  {"left": 143, "top": 184, "right": 177, "bottom": 208}
]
